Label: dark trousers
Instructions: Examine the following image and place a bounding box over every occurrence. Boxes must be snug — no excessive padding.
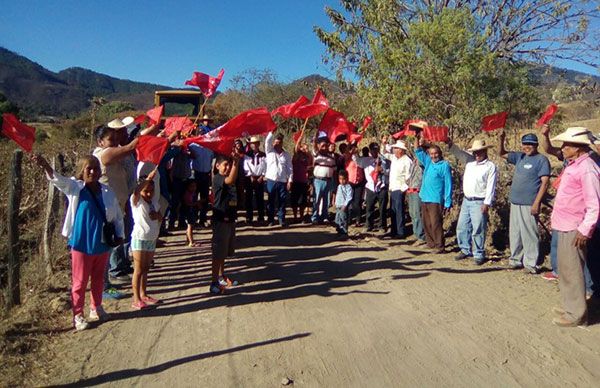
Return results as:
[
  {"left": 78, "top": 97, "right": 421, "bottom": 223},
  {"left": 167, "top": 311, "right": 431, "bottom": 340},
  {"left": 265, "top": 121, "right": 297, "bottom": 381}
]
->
[
  {"left": 266, "top": 179, "right": 288, "bottom": 223},
  {"left": 194, "top": 172, "right": 211, "bottom": 224},
  {"left": 390, "top": 190, "right": 406, "bottom": 237},
  {"left": 365, "top": 188, "right": 388, "bottom": 230},
  {"left": 245, "top": 178, "right": 265, "bottom": 222},
  {"left": 349, "top": 183, "right": 364, "bottom": 225},
  {"left": 422, "top": 202, "right": 444, "bottom": 249},
  {"left": 169, "top": 177, "right": 187, "bottom": 227}
]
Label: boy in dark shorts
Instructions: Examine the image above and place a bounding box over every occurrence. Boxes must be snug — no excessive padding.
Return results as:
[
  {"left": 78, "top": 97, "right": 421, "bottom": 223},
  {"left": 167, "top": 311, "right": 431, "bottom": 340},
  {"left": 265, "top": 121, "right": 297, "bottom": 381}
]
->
[{"left": 210, "top": 154, "right": 240, "bottom": 294}]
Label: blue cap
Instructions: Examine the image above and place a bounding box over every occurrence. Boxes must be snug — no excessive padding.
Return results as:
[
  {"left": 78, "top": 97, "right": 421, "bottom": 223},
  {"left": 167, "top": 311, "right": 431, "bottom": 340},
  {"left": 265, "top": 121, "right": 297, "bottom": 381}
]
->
[{"left": 521, "top": 133, "right": 538, "bottom": 145}]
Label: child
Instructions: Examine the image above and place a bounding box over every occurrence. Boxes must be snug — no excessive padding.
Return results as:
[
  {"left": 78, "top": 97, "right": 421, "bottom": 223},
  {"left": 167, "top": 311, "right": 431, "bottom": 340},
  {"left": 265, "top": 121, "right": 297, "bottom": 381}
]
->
[
  {"left": 210, "top": 154, "right": 240, "bottom": 294},
  {"left": 181, "top": 179, "right": 202, "bottom": 247},
  {"left": 130, "top": 172, "right": 162, "bottom": 310},
  {"left": 32, "top": 153, "right": 124, "bottom": 331},
  {"left": 335, "top": 170, "right": 353, "bottom": 235}
]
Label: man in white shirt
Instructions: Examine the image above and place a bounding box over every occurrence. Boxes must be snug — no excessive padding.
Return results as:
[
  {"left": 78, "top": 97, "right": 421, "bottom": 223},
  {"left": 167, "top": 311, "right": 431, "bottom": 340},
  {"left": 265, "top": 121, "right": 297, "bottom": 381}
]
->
[
  {"left": 311, "top": 135, "right": 337, "bottom": 224},
  {"left": 384, "top": 140, "right": 412, "bottom": 238},
  {"left": 265, "top": 131, "right": 293, "bottom": 227},
  {"left": 243, "top": 136, "right": 267, "bottom": 224},
  {"left": 449, "top": 139, "right": 498, "bottom": 264}
]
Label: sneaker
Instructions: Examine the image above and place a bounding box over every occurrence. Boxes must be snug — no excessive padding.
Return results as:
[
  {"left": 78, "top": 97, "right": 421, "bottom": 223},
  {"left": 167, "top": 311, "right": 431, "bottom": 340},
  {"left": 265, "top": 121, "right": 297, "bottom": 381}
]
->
[
  {"left": 142, "top": 296, "right": 161, "bottom": 305},
  {"left": 209, "top": 282, "right": 225, "bottom": 295},
  {"left": 89, "top": 306, "right": 110, "bottom": 322},
  {"left": 507, "top": 263, "right": 523, "bottom": 270},
  {"left": 411, "top": 239, "right": 427, "bottom": 247},
  {"left": 131, "top": 300, "right": 148, "bottom": 310},
  {"left": 524, "top": 266, "right": 540, "bottom": 274},
  {"left": 474, "top": 258, "right": 486, "bottom": 266},
  {"left": 542, "top": 272, "right": 559, "bottom": 281},
  {"left": 74, "top": 314, "right": 89, "bottom": 331},
  {"left": 454, "top": 252, "right": 469, "bottom": 261},
  {"left": 109, "top": 274, "right": 130, "bottom": 284},
  {"left": 103, "top": 287, "right": 124, "bottom": 300},
  {"left": 220, "top": 276, "right": 239, "bottom": 287},
  {"left": 552, "top": 315, "right": 587, "bottom": 327}
]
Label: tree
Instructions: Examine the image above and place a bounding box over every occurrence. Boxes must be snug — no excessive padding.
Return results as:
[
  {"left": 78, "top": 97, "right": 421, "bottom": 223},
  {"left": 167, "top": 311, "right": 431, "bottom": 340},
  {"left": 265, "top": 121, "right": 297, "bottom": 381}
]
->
[{"left": 0, "top": 93, "right": 19, "bottom": 116}]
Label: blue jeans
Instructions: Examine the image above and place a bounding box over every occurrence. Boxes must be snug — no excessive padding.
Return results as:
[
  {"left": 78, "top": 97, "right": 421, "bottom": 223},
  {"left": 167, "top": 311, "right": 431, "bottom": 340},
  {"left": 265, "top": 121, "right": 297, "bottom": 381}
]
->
[
  {"left": 266, "top": 179, "right": 288, "bottom": 223},
  {"left": 312, "top": 178, "right": 331, "bottom": 222},
  {"left": 407, "top": 192, "right": 426, "bottom": 241},
  {"left": 456, "top": 198, "right": 488, "bottom": 260},
  {"left": 335, "top": 206, "right": 348, "bottom": 234},
  {"left": 552, "top": 228, "right": 597, "bottom": 294},
  {"left": 390, "top": 190, "right": 406, "bottom": 237}
]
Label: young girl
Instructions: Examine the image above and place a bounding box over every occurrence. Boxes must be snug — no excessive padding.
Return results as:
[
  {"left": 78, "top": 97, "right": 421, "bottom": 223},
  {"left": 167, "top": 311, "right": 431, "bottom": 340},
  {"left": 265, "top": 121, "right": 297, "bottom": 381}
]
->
[
  {"left": 32, "top": 153, "right": 124, "bottom": 331},
  {"left": 130, "top": 172, "right": 162, "bottom": 310}
]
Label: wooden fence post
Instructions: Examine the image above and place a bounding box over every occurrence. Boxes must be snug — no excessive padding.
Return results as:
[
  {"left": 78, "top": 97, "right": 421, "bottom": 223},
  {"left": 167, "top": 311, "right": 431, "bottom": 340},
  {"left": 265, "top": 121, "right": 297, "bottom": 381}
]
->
[
  {"left": 7, "top": 149, "right": 23, "bottom": 307},
  {"left": 42, "top": 154, "right": 64, "bottom": 276}
]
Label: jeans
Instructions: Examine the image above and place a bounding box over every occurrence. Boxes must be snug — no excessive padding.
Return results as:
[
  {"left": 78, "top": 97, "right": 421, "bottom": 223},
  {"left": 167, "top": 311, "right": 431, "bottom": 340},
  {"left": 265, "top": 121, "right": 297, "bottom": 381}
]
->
[
  {"left": 389, "top": 190, "right": 406, "bottom": 237},
  {"left": 365, "top": 188, "right": 388, "bottom": 230},
  {"left": 407, "top": 192, "right": 426, "bottom": 241},
  {"left": 245, "top": 178, "right": 265, "bottom": 222},
  {"left": 456, "top": 198, "right": 488, "bottom": 260},
  {"left": 312, "top": 178, "right": 331, "bottom": 222},
  {"left": 266, "top": 179, "right": 288, "bottom": 223},
  {"left": 335, "top": 206, "right": 348, "bottom": 234}
]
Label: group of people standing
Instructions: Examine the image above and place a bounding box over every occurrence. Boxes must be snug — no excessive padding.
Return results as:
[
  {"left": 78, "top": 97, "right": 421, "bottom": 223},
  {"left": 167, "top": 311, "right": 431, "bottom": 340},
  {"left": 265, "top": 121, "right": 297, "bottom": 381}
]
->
[{"left": 30, "top": 110, "right": 599, "bottom": 331}]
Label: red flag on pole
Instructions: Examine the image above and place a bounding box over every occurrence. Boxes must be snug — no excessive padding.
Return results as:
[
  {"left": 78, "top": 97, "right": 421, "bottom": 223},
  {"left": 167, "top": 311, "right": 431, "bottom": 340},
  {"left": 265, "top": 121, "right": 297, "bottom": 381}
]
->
[
  {"left": 423, "top": 126, "right": 449, "bottom": 142},
  {"left": 361, "top": 116, "right": 372, "bottom": 132},
  {"left": 481, "top": 111, "right": 508, "bottom": 132},
  {"left": 293, "top": 130, "right": 303, "bottom": 143},
  {"left": 536, "top": 104, "right": 558, "bottom": 127},
  {"left": 185, "top": 69, "right": 224, "bottom": 98},
  {"left": 135, "top": 135, "right": 169, "bottom": 165},
  {"left": 183, "top": 107, "right": 276, "bottom": 155},
  {"left": 146, "top": 105, "right": 164, "bottom": 125},
  {"left": 272, "top": 96, "right": 310, "bottom": 119},
  {"left": 1, "top": 113, "right": 35, "bottom": 152},
  {"left": 318, "top": 108, "right": 356, "bottom": 143},
  {"left": 164, "top": 116, "right": 195, "bottom": 136},
  {"left": 292, "top": 88, "right": 330, "bottom": 119}
]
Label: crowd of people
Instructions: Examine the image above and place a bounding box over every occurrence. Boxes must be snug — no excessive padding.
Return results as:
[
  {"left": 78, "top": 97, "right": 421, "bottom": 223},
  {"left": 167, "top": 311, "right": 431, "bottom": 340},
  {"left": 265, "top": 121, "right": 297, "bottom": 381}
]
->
[{"left": 30, "top": 114, "right": 599, "bottom": 331}]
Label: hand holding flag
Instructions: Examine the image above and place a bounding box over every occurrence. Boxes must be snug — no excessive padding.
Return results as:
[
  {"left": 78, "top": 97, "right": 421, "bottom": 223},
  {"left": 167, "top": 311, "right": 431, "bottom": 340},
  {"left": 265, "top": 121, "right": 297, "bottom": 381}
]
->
[{"left": 136, "top": 135, "right": 169, "bottom": 165}]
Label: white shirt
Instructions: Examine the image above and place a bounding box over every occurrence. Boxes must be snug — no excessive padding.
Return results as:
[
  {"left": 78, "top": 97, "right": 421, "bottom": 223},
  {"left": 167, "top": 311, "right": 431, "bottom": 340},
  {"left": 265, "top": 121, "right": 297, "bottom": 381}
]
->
[
  {"left": 243, "top": 152, "right": 266, "bottom": 177},
  {"left": 130, "top": 195, "right": 161, "bottom": 241},
  {"left": 353, "top": 154, "right": 389, "bottom": 192},
  {"left": 265, "top": 132, "right": 293, "bottom": 183},
  {"left": 450, "top": 145, "right": 497, "bottom": 205},
  {"left": 386, "top": 153, "right": 412, "bottom": 192}
]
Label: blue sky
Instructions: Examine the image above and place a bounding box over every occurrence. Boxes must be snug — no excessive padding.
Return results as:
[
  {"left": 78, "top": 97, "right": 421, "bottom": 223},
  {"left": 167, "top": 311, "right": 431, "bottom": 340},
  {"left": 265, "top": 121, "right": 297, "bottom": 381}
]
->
[{"left": 0, "top": 0, "right": 597, "bottom": 91}]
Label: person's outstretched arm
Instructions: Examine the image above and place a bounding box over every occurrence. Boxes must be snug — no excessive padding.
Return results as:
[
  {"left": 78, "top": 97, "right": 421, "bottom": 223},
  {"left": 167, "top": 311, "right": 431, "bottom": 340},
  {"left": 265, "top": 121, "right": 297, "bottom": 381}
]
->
[
  {"left": 539, "top": 124, "right": 563, "bottom": 161},
  {"left": 497, "top": 130, "right": 509, "bottom": 159}
]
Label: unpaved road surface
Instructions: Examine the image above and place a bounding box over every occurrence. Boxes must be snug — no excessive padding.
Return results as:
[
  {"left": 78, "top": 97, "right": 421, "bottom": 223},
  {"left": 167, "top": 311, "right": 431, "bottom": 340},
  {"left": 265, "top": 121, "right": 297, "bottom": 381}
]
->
[{"left": 36, "top": 223, "right": 600, "bottom": 387}]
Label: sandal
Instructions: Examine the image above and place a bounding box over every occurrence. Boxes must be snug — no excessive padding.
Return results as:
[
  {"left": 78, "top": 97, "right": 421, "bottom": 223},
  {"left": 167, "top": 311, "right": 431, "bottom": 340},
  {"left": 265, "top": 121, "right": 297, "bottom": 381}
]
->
[
  {"left": 131, "top": 300, "right": 148, "bottom": 310},
  {"left": 142, "top": 296, "right": 161, "bottom": 305},
  {"left": 187, "top": 242, "right": 201, "bottom": 247}
]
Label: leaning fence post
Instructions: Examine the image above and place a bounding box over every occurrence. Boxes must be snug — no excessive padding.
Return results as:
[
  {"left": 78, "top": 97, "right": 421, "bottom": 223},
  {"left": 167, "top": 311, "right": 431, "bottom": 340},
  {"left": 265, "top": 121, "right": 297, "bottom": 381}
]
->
[
  {"left": 7, "top": 149, "right": 23, "bottom": 307},
  {"left": 42, "top": 155, "right": 61, "bottom": 276}
]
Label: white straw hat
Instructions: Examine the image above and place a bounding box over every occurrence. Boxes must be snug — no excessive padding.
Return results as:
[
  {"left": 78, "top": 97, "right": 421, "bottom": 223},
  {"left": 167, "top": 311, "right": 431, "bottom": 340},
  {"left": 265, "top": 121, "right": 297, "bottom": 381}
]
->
[
  {"left": 551, "top": 127, "right": 593, "bottom": 145},
  {"left": 390, "top": 140, "right": 408, "bottom": 150},
  {"left": 467, "top": 139, "right": 493, "bottom": 152}
]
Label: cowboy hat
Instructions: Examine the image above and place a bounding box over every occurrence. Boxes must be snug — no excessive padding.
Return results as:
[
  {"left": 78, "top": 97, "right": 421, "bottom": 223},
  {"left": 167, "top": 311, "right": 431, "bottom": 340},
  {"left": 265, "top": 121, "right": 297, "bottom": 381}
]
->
[
  {"left": 467, "top": 139, "right": 493, "bottom": 152},
  {"left": 551, "top": 127, "right": 593, "bottom": 145},
  {"left": 249, "top": 136, "right": 261, "bottom": 143},
  {"left": 107, "top": 118, "right": 127, "bottom": 129},
  {"left": 408, "top": 120, "right": 428, "bottom": 130},
  {"left": 201, "top": 114, "right": 213, "bottom": 122},
  {"left": 390, "top": 140, "right": 408, "bottom": 151}
]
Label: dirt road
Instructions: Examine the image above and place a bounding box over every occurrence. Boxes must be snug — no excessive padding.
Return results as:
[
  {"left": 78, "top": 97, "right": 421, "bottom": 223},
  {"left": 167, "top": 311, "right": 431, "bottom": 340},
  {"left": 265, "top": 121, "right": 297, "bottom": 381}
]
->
[{"left": 36, "top": 223, "right": 600, "bottom": 387}]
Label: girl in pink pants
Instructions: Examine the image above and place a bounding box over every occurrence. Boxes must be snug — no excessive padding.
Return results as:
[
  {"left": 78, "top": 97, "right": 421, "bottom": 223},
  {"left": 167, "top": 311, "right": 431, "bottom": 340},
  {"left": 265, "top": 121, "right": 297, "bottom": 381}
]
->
[{"left": 32, "top": 153, "right": 124, "bottom": 331}]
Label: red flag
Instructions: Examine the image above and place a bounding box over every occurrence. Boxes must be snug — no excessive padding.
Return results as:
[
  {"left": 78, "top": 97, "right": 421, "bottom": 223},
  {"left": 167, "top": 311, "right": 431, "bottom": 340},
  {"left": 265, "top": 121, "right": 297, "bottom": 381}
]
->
[
  {"left": 361, "top": 116, "right": 372, "bottom": 132},
  {"left": 146, "top": 105, "right": 164, "bottom": 125},
  {"left": 1, "top": 113, "right": 35, "bottom": 152},
  {"left": 164, "top": 116, "right": 195, "bottom": 136},
  {"left": 423, "top": 126, "right": 449, "bottom": 142},
  {"left": 272, "top": 96, "right": 310, "bottom": 119},
  {"left": 348, "top": 131, "right": 363, "bottom": 144},
  {"left": 292, "top": 88, "right": 330, "bottom": 119},
  {"left": 318, "top": 109, "right": 356, "bottom": 143},
  {"left": 481, "top": 111, "right": 508, "bottom": 132},
  {"left": 183, "top": 107, "right": 276, "bottom": 155},
  {"left": 293, "top": 130, "right": 303, "bottom": 143},
  {"left": 185, "top": 69, "right": 224, "bottom": 98},
  {"left": 134, "top": 114, "right": 147, "bottom": 124},
  {"left": 536, "top": 104, "right": 558, "bottom": 127},
  {"left": 370, "top": 169, "right": 379, "bottom": 185},
  {"left": 135, "top": 135, "right": 169, "bottom": 165},
  {"left": 392, "top": 129, "right": 407, "bottom": 139}
]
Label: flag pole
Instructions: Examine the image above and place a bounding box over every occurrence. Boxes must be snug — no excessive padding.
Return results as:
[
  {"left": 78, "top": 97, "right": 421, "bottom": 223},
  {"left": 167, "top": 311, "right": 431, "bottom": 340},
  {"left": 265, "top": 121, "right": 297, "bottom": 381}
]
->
[{"left": 193, "top": 96, "right": 209, "bottom": 126}]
